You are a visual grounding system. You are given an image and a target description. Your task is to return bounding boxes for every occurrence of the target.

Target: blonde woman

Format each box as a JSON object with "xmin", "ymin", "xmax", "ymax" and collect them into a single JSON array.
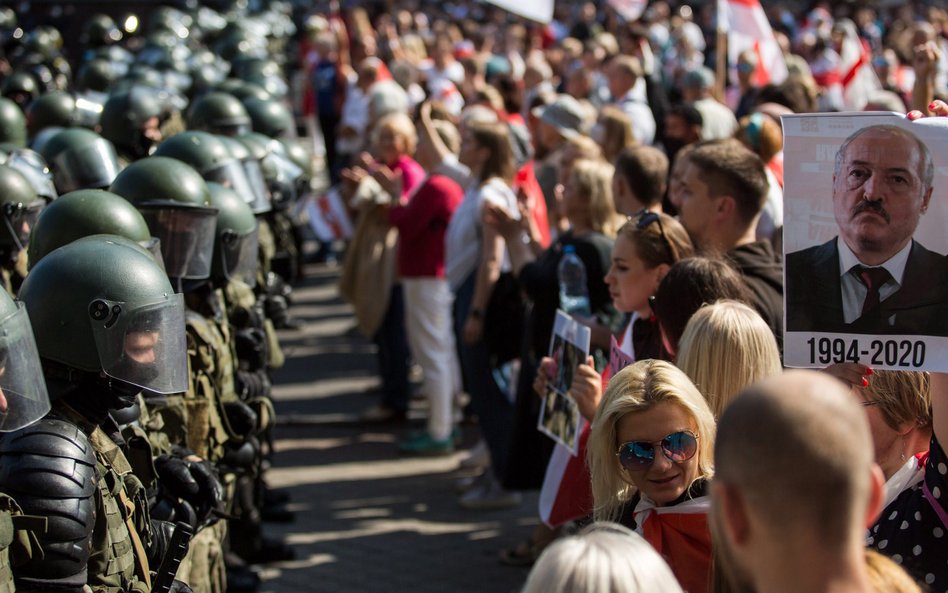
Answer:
[
  {"xmin": 588, "ymin": 359, "xmax": 716, "ymax": 593},
  {"xmin": 521, "ymin": 522, "xmax": 684, "ymax": 593},
  {"xmin": 676, "ymin": 300, "xmax": 782, "ymax": 418}
]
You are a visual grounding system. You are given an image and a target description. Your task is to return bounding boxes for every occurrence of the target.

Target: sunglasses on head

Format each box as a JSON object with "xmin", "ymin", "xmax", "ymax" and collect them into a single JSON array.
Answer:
[
  {"xmin": 615, "ymin": 430, "xmax": 699, "ymax": 472},
  {"xmin": 631, "ymin": 209, "xmax": 678, "ymax": 263}
]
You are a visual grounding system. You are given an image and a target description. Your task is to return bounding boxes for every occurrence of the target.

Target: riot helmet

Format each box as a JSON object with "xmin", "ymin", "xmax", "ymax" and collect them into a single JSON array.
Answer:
[
  {"xmin": 18, "ymin": 235, "xmax": 188, "ymax": 395},
  {"xmin": 154, "ymin": 130, "xmax": 266, "ymax": 214},
  {"xmin": 0, "ymin": 97, "xmax": 26, "ymax": 147},
  {"xmin": 221, "ymin": 135, "xmax": 271, "ymax": 214},
  {"xmin": 100, "ymin": 88, "xmax": 164, "ymax": 160},
  {"xmin": 38, "ymin": 128, "xmax": 120, "ymax": 193},
  {"xmin": 110, "ymin": 156, "xmax": 217, "ymax": 281},
  {"xmin": 0, "ymin": 164, "xmax": 43, "ymax": 253},
  {"xmin": 1, "ymin": 72, "xmax": 40, "ymax": 109},
  {"xmin": 187, "ymin": 91, "xmax": 251, "ymax": 136},
  {"xmin": 76, "ymin": 59, "xmax": 119, "ymax": 93},
  {"xmin": 239, "ymin": 132, "xmax": 303, "ymax": 209},
  {"xmin": 2, "ymin": 148, "xmax": 57, "ymax": 203},
  {"xmin": 0, "ymin": 289, "xmax": 51, "ymax": 431},
  {"xmin": 25, "ymin": 91, "xmax": 75, "ymax": 138},
  {"xmin": 242, "ymin": 96, "xmax": 293, "ymax": 139},
  {"xmin": 207, "ymin": 182, "xmax": 258, "ymax": 286},
  {"xmin": 27, "ymin": 189, "xmax": 154, "ymax": 269},
  {"xmin": 81, "ymin": 14, "xmax": 122, "ymax": 47}
]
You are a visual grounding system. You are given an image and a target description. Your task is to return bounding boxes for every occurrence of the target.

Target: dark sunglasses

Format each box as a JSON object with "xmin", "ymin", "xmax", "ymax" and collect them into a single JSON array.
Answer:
[
  {"xmin": 615, "ymin": 430, "xmax": 699, "ymax": 472},
  {"xmin": 632, "ymin": 209, "xmax": 678, "ymax": 263}
]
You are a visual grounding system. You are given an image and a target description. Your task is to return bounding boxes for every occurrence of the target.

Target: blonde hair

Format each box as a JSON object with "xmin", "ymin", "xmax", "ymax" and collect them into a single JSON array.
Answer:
[
  {"xmin": 865, "ymin": 549, "xmax": 922, "ymax": 593},
  {"xmin": 521, "ymin": 522, "xmax": 684, "ymax": 593},
  {"xmin": 677, "ymin": 301, "xmax": 782, "ymax": 418},
  {"xmin": 570, "ymin": 158, "xmax": 620, "ymax": 238},
  {"xmin": 588, "ymin": 360, "xmax": 716, "ymax": 523},
  {"xmin": 372, "ymin": 112, "xmax": 417, "ymax": 157},
  {"xmin": 865, "ymin": 370, "xmax": 932, "ymax": 432}
]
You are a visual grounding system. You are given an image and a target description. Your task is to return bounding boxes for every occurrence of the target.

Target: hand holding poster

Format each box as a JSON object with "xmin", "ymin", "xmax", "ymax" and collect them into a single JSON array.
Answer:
[
  {"xmin": 306, "ymin": 186, "xmax": 353, "ymax": 242},
  {"xmin": 538, "ymin": 310, "xmax": 591, "ymax": 455},
  {"xmin": 783, "ymin": 113, "xmax": 948, "ymax": 371}
]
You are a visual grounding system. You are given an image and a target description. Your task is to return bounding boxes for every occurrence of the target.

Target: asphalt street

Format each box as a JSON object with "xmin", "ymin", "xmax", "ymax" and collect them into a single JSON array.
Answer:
[{"xmin": 258, "ymin": 261, "xmax": 539, "ymax": 593}]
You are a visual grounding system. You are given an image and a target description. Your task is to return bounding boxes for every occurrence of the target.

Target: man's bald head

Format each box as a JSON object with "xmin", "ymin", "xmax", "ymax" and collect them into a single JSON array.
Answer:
[{"xmin": 715, "ymin": 370, "xmax": 875, "ymax": 543}]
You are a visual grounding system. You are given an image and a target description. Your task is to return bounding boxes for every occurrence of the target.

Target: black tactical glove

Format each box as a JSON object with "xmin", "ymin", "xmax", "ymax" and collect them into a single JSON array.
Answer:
[
  {"xmin": 153, "ymin": 454, "xmax": 223, "ymax": 527},
  {"xmin": 234, "ymin": 369, "xmax": 271, "ymax": 400},
  {"xmin": 147, "ymin": 520, "xmax": 177, "ymax": 568},
  {"xmin": 223, "ymin": 399, "xmax": 258, "ymax": 437},
  {"xmin": 221, "ymin": 437, "xmax": 260, "ymax": 471},
  {"xmin": 235, "ymin": 327, "xmax": 268, "ymax": 371}
]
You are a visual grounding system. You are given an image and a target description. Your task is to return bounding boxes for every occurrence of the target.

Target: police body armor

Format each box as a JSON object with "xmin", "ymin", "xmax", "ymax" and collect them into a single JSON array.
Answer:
[{"xmin": 0, "ymin": 418, "xmax": 98, "ymax": 593}]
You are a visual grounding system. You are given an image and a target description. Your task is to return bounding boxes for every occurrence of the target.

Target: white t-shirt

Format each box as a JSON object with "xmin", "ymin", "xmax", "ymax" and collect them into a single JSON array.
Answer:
[{"xmin": 444, "ymin": 177, "xmax": 519, "ymax": 291}]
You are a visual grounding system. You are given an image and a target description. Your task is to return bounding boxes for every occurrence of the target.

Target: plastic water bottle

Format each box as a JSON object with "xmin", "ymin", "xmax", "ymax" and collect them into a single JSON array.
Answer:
[{"xmin": 558, "ymin": 245, "xmax": 592, "ymax": 316}]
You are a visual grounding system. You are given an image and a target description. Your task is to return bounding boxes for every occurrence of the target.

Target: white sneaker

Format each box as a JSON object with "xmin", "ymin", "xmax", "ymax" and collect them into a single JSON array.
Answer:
[
  {"xmin": 458, "ymin": 475, "xmax": 522, "ymax": 510},
  {"xmin": 458, "ymin": 439, "xmax": 490, "ymax": 472}
]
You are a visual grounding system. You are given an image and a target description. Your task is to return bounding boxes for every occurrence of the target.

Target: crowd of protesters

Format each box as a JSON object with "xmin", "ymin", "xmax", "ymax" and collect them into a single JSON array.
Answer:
[
  {"xmin": 0, "ymin": 0, "xmax": 945, "ymax": 592},
  {"xmin": 302, "ymin": 0, "xmax": 948, "ymax": 591}
]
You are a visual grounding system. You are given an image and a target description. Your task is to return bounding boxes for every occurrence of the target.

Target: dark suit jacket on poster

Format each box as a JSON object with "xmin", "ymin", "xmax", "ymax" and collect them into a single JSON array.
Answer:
[{"xmin": 786, "ymin": 238, "xmax": 948, "ymax": 336}]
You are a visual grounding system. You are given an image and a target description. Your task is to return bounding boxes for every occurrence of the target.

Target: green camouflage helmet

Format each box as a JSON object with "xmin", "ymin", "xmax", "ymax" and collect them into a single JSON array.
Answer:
[
  {"xmin": 25, "ymin": 91, "xmax": 76, "ymax": 137},
  {"xmin": 241, "ymin": 96, "xmax": 293, "ymax": 139},
  {"xmin": 207, "ymin": 182, "xmax": 258, "ymax": 285},
  {"xmin": 0, "ymin": 288, "xmax": 51, "ymax": 431},
  {"xmin": 0, "ymin": 164, "xmax": 43, "ymax": 251},
  {"xmin": 187, "ymin": 91, "xmax": 251, "ymax": 136},
  {"xmin": 18, "ymin": 234, "xmax": 188, "ymax": 395},
  {"xmin": 38, "ymin": 127, "xmax": 120, "ymax": 193},
  {"xmin": 110, "ymin": 156, "xmax": 218, "ymax": 280},
  {"xmin": 0, "ymin": 98, "xmax": 27, "ymax": 147},
  {"xmin": 27, "ymin": 189, "xmax": 152, "ymax": 269}
]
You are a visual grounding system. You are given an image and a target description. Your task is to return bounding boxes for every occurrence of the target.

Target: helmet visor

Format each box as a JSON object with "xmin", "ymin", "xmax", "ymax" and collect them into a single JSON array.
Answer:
[
  {"xmin": 265, "ymin": 152, "xmax": 303, "ymax": 207},
  {"xmin": 241, "ymin": 159, "xmax": 272, "ymax": 214},
  {"xmin": 74, "ymin": 91, "xmax": 107, "ymax": 128},
  {"xmin": 90, "ymin": 293, "xmax": 188, "ymax": 394},
  {"xmin": 140, "ymin": 236, "xmax": 167, "ymax": 273},
  {"xmin": 52, "ymin": 138, "xmax": 121, "ymax": 192},
  {"xmin": 205, "ymin": 160, "xmax": 261, "ymax": 213},
  {"xmin": 219, "ymin": 226, "xmax": 259, "ymax": 286},
  {"xmin": 3, "ymin": 200, "xmax": 43, "ymax": 251},
  {"xmin": 138, "ymin": 206, "xmax": 217, "ymax": 280},
  {"xmin": 5, "ymin": 150, "xmax": 57, "ymax": 202},
  {"xmin": 0, "ymin": 302, "xmax": 51, "ymax": 431}
]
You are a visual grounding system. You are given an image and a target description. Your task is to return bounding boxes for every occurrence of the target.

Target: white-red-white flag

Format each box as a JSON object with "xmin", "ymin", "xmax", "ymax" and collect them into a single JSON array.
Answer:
[
  {"xmin": 484, "ymin": 0, "xmax": 554, "ymax": 24},
  {"xmin": 720, "ymin": 0, "xmax": 788, "ymax": 87},
  {"xmin": 608, "ymin": 0, "xmax": 648, "ymax": 22}
]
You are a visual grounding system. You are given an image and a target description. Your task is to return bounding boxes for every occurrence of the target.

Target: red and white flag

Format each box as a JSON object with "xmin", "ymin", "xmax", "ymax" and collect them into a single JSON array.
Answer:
[
  {"xmin": 719, "ymin": 0, "xmax": 788, "ymax": 87},
  {"xmin": 608, "ymin": 0, "xmax": 648, "ymax": 22},
  {"xmin": 484, "ymin": 0, "xmax": 553, "ymax": 24},
  {"xmin": 635, "ymin": 495, "xmax": 713, "ymax": 593}
]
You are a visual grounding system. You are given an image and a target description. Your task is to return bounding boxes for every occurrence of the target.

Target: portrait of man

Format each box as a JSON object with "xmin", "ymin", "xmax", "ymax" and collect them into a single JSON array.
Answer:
[{"xmin": 786, "ymin": 124, "xmax": 948, "ymax": 336}]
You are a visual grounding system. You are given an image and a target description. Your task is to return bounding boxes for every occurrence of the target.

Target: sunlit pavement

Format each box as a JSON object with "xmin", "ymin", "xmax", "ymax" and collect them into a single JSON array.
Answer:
[{"xmin": 258, "ymin": 262, "xmax": 537, "ymax": 593}]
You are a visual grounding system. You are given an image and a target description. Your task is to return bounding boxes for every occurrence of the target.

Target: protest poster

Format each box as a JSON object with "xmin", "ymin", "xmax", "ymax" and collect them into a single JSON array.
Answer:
[
  {"xmin": 783, "ymin": 112, "xmax": 948, "ymax": 372},
  {"xmin": 538, "ymin": 310, "xmax": 591, "ymax": 455}
]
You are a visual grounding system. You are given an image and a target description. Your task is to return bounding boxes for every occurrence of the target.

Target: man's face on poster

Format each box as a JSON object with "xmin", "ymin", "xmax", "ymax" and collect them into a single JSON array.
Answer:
[{"xmin": 832, "ymin": 127, "xmax": 933, "ymax": 264}]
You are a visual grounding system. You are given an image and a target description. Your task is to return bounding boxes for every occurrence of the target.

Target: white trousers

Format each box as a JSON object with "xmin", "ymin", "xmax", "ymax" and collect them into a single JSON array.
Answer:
[{"xmin": 402, "ymin": 277, "xmax": 461, "ymax": 441}]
